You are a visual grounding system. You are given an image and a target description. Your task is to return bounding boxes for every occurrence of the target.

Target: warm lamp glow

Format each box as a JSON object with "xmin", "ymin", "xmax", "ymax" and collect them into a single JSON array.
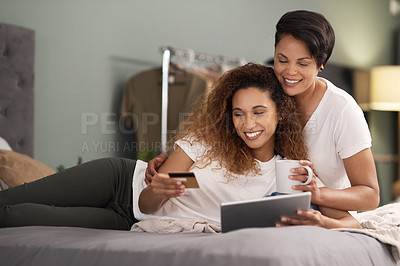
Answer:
[
  {"xmin": 370, "ymin": 65, "xmax": 400, "ymax": 200},
  {"xmin": 370, "ymin": 66, "xmax": 400, "ymax": 111}
]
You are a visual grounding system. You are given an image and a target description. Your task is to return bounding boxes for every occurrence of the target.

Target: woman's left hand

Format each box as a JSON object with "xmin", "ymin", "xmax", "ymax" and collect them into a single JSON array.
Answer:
[
  {"xmin": 290, "ymin": 160, "xmax": 321, "ymax": 204},
  {"xmin": 277, "ymin": 209, "xmax": 326, "ymax": 228}
]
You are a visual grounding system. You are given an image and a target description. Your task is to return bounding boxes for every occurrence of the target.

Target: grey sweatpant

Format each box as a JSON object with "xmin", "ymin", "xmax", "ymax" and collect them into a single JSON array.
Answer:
[{"xmin": 0, "ymin": 157, "xmax": 137, "ymax": 230}]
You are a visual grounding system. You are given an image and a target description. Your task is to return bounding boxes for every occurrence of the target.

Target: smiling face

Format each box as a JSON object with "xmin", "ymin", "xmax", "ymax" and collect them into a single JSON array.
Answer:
[
  {"xmin": 232, "ymin": 87, "xmax": 278, "ymax": 162},
  {"xmin": 273, "ymin": 34, "xmax": 322, "ymax": 97}
]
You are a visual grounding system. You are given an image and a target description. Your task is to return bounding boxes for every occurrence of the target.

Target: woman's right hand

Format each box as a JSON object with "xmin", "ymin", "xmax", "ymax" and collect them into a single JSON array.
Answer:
[
  {"xmin": 291, "ymin": 160, "xmax": 321, "ymax": 204},
  {"xmin": 145, "ymin": 153, "xmax": 169, "ymax": 185},
  {"xmin": 139, "ymin": 173, "xmax": 185, "ymax": 214},
  {"xmin": 139, "ymin": 147, "xmax": 193, "ymax": 214},
  {"xmin": 150, "ymin": 173, "xmax": 185, "ymax": 200}
]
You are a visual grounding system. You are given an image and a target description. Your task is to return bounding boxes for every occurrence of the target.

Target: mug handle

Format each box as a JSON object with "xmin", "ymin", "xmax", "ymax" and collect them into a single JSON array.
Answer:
[{"xmin": 301, "ymin": 166, "xmax": 313, "ymax": 185}]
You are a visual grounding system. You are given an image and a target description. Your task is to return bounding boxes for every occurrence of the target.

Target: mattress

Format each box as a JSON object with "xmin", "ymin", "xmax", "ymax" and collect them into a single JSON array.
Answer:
[{"xmin": 0, "ymin": 225, "xmax": 397, "ymax": 266}]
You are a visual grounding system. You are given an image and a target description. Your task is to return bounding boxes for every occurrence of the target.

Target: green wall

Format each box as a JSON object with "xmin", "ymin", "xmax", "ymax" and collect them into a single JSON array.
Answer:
[
  {"xmin": 0, "ymin": 0, "xmax": 398, "ymax": 204},
  {"xmin": 369, "ymin": 111, "xmax": 398, "ymax": 204}
]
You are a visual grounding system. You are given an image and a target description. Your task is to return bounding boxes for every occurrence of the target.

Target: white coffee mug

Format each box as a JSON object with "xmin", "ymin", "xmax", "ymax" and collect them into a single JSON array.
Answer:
[{"xmin": 275, "ymin": 160, "xmax": 313, "ymax": 194}]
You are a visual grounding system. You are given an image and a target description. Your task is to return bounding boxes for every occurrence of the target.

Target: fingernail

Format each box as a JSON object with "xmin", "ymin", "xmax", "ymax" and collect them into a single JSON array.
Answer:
[{"xmin": 281, "ymin": 217, "xmax": 287, "ymax": 222}]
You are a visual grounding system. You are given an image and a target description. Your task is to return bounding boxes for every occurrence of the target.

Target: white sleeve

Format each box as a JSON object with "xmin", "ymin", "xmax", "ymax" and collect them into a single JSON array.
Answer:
[
  {"xmin": 174, "ymin": 137, "xmax": 207, "ymax": 162},
  {"xmin": 335, "ymin": 102, "xmax": 371, "ymax": 159},
  {"xmin": 133, "ymin": 138, "xmax": 206, "ymax": 221}
]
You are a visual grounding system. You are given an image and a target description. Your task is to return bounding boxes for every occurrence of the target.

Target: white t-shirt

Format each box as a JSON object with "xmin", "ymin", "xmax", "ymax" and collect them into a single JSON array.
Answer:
[
  {"xmin": 304, "ymin": 78, "xmax": 371, "ymax": 190},
  {"xmin": 132, "ymin": 138, "xmax": 280, "ymax": 225}
]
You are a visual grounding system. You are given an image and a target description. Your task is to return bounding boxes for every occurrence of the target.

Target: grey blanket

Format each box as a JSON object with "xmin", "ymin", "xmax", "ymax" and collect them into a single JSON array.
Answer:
[{"xmin": 0, "ymin": 225, "xmax": 397, "ymax": 266}]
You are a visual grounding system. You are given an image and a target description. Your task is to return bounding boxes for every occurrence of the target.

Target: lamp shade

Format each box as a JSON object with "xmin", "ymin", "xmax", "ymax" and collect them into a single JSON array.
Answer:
[{"xmin": 370, "ymin": 65, "xmax": 400, "ymax": 111}]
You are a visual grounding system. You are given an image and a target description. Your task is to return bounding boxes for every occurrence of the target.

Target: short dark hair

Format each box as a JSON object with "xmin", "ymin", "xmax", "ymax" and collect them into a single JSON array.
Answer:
[{"xmin": 274, "ymin": 10, "xmax": 335, "ymax": 67}]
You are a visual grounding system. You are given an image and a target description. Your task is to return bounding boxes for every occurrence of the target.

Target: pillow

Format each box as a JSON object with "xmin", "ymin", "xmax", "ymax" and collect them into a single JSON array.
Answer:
[
  {"xmin": 0, "ymin": 136, "xmax": 12, "ymax": 151},
  {"xmin": 0, "ymin": 150, "xmax": 56, "ymax": 187}
]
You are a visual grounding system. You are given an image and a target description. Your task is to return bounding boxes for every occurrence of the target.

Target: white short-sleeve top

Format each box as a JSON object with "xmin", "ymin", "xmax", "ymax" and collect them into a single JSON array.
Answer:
[
  {"xmin": 304, "ymin": 78, "xmax": 372, "ymax": 189},
  {"xmin": 133, "ymin": 137, "xmax": 280, "ymax": 224}
]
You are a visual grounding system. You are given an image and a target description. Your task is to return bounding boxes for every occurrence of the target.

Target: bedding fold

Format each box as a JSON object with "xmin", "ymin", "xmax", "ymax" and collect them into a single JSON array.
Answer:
[
  {"xmin": 130, "ymin": 218, "xmax": 221, "ymax": 233},
  {"xmin": 337, "ymin": 202, "xmax": 400, "ymax": 262}
]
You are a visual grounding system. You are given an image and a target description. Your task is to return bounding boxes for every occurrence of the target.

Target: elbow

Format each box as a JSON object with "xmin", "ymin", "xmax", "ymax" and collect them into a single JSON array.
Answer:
[
  {"xmin": 138, "ymin": 198, "xmax": 147, "ymax": 214},
  {"xmin": 139, "ymin": 202, "xmax": 155, "ymax": 215},
  {"xmin": 138, "ymin": 189, "xmax": 152, "ymax": 215},
  {"xmin": 372, "ymin": 191, "xmax": 380, "ymax": 210},
  {"xmin": 373, "ymin": 194, "xmax": 380, "ymax": 209},
  {"xmin": 371, "ymin": 185, "xmax": 380, "ymax": 209},
  {"xmin": 363, "ymin": 186, "xmax": 380, "ymax": 211},
  {"xmin": 138, "ymin": 197, "xmax": 153, "ymax": 215},
  {"xmin": 138, "ymin": 188, "xmax": 166, "ymax": 215}
]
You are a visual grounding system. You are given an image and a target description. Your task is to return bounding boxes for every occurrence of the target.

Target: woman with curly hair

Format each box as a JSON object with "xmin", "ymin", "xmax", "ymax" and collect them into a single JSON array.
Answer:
[
  {"xmin": 137, "ymin": 63, "xmax": 360, "ymax": 229},
  {"xmin": 0, "ymin": 63, "xmax": 359, "ymax": 230}
]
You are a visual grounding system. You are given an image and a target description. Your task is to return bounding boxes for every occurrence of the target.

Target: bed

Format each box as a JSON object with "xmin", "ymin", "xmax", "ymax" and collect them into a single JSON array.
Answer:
[
  {"xmin": 0, "ymin": 22, "xmax": 399, "ymax": 266},
  {"xmin": 0, "ymin": 225, "xmax": 397, "ymax": 266}
]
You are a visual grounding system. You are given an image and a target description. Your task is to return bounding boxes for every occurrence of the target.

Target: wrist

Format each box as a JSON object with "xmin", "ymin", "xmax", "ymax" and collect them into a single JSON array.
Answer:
[
  {"xmin": 314, "ymin": 187, "xmax": 326, "ymax": 206},
  {"xmin": 149, "ymin": 186, "xmax": 168, "ymax": 203},
  {"xmin": 139, "ymin": 186, "xmax": 166, "ymax": 214},
  {"xmin": 322, "ymin": 216, "xmax": 336, "ymax": 229}
]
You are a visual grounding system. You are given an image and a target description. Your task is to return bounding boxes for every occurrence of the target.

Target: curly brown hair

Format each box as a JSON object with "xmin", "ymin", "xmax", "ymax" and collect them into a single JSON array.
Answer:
[{"xmin": 170, "ymin": 63, "xmax": 308, "ymax": 177}]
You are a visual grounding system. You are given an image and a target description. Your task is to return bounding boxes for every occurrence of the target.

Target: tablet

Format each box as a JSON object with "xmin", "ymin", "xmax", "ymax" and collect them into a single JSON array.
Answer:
[{"xmin": 220, "ymin": 192, "xmax": 311, "ymax": 233}]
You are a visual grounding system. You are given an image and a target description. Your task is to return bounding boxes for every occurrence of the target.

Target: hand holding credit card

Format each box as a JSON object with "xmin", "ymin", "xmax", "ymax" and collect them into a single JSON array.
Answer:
[{"xmin": 168, "ymin": 172, "xmax": 200, "ymax": 188}]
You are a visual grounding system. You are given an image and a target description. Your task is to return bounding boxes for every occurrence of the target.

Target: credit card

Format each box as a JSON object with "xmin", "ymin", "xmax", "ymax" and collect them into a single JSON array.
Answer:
[{"xmin": 169, "ymin": 172, "xmax": 200, "ymax": 188}]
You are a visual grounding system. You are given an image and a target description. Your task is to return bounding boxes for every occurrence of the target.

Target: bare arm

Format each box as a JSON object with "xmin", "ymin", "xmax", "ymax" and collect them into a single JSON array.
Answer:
[
  {"xmin": 317, "ymin": 206, "xmax": 361, "ymax": 229},
  {"xmin": 139, "ymin": 146, "xmax": 194, "ymax": 214},
  {"xmin": 293, "ymin": 148, "xmax": 379, "ymax": 211},
  {"xmin": 157, "ymin": 146, "xmax": 195, "ymax": 174},
  {"xmin": 279, "ymin": 206, "xmax": 361, "ymax": 229},
  {"xmin": 317, "ymin": 148, "xmax": 379, "ymax": 211}
]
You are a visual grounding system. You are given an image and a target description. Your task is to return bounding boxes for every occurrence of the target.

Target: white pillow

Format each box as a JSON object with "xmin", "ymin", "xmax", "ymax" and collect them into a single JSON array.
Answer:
[{"xmin": 0, "ymin": 137, "xmax": 12, "ymax": 151}]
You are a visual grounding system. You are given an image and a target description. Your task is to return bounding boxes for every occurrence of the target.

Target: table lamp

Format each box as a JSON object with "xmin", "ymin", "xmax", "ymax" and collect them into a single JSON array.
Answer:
[{"xmin": 370, "ymin": 65, "xmax": 400, "ymax": 200}]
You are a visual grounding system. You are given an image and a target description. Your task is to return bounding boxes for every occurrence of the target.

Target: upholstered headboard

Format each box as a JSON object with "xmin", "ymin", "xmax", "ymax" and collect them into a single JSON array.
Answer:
[{"xmin": 0, "ymin": 23, "xmax": 35, "ymax": 157}]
